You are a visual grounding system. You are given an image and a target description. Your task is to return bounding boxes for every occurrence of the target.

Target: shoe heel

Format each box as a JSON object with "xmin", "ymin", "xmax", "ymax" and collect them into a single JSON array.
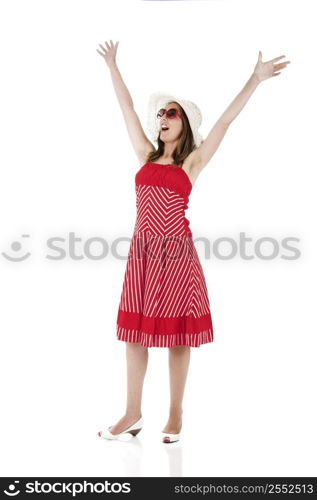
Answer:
[{"xmin": 129, "ymin": 428, "xmax": 142, "ymax": 436}]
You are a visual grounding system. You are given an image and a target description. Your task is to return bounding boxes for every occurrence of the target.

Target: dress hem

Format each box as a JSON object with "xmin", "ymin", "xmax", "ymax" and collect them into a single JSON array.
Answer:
[
  {"xmin": 117, "ymin": 308, "xmax": 213, "ymax": 335},
  {"xmin": 116, "ymin": 326, "xmax": 214, "ymax": 348}
]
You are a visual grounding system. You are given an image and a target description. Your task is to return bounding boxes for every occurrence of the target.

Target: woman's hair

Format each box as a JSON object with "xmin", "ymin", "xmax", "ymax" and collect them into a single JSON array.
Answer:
[{"xmin": 146, "ymin": 101, "xmax": 197, "ymax": 167}]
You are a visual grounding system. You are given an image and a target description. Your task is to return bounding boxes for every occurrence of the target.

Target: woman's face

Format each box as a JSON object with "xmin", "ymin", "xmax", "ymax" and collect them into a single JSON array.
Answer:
[{"xmin": 158, "ymin": 102, "xmax": 183, "ymax": 143}]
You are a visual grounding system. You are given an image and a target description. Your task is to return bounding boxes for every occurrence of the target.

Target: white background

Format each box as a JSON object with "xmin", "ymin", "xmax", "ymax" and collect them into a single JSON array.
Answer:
[{"xmin": 0, "ymin": 0, "xmax": 316, "ymax": 477}]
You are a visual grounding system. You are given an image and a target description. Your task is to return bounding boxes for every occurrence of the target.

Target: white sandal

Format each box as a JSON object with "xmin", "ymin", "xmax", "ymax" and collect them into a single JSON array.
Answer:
[
  {"xmin": 98, "ymin": 416, "xmax": 144, "ymax": 440},
  {"xmin": 161, "ymin": 431, "xmax": 181, "ymax": 443}
]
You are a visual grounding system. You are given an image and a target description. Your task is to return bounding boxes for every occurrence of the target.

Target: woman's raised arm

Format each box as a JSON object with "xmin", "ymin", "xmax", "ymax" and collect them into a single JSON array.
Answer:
[
  {"xmin": 192, "ymin": 51, "xmax": 291, "ymax": 171},
  {"xmin": 96, "ymin": 40, "xmax": 154, "ymax": 163}
]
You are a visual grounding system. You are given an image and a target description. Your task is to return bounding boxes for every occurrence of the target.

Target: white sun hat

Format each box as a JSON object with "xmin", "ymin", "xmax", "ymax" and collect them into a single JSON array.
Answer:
[{"xmin": 146, "ymin": 91, "xmax": 203, "ymax": 148}]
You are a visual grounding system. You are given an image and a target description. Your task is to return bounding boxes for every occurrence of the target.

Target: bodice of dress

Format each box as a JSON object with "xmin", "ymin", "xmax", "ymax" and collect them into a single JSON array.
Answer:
[{"xmin": 134, "ymin": 162, "xmax": 193, "ymax": 237}]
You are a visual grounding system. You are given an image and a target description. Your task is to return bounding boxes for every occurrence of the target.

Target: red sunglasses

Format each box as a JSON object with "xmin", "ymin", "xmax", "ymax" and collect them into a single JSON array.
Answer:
[{"xmin": 156, "ymin": 108, "xmax": 183, "ymax": 120}]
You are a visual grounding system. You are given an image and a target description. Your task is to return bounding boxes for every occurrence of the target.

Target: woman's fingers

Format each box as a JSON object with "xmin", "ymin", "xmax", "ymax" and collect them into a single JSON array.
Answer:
[
  {"xmin": 105, "ymin": 40, "xmax": 118, "ymax": 51},
  {"xmin": 98, "ymin": 43, "xmax": 107, "ymax": 53},
  {"xmin": 270, "ymin": 55, "xmax": 286, "ymax": 63},
  {"xmin": 97, "ymin": 39, "xmax": 119, "ymax": 62},
  {"xmin": 274, "ymin": 61, "xmax": 290, "ymax": 70}
]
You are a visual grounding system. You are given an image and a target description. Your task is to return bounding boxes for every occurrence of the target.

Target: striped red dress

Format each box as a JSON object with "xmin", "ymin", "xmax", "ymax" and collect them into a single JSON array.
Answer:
[{"xmin": 116, "ymin": 162, "xmax": 214, "ymax": 348}]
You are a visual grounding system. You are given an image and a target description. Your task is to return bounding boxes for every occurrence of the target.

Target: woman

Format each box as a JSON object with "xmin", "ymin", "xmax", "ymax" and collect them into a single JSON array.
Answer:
[{"xmin": 96, "ymin": 40, "xmax": 290, "ymax": 443}]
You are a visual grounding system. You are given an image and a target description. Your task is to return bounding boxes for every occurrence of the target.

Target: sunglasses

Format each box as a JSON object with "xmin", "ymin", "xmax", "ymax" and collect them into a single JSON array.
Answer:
[{"xmin": 156, "ymin": 108, "xmax": 183, "ymax": 120}]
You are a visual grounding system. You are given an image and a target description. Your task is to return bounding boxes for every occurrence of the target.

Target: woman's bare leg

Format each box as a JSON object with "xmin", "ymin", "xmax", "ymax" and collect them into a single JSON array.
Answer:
[
  {"xmin": 109, "ymin": 342, "xmax": 148, "ymax": 434},
  {"xmin": 162, "ymin": 345, "xmax": 191, "ymax": 434}
]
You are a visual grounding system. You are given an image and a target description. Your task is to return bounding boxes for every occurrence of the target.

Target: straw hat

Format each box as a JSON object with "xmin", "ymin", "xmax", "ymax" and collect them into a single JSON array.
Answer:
[{"xmin": 146, "ymin": 91, "xmax": 203, "ymax": 148}]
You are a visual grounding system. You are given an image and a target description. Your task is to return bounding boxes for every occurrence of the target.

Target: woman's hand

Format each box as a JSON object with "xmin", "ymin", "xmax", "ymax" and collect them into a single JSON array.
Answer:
[
  {"xmin": 96, "ymin": 39, "xmax": 119, "ymax": 68},
  {"xmin": 253, "ymin": 51, "xmax": 291, "ymax": 83}
]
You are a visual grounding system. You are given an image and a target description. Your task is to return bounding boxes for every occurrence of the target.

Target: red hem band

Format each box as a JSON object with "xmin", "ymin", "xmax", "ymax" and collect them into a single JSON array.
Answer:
[
  {"xmin": 116, "ymin": 309, "xmax": 214, "ymax": 347},
  {"xmin": 117, "ymin": 308, "xmax": 213, "ymax": 335}
]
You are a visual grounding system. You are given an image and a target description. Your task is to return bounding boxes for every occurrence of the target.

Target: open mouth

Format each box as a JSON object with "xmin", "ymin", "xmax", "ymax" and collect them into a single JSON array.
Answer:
[{"xmin": 161, "ymin": 126, "xmax": 169, "ymax": 132}]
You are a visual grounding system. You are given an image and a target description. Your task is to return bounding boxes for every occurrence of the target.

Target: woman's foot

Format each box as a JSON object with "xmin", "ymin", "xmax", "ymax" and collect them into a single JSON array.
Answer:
[{"xmin": 108, "ymin": 413, "xmax": 142, "ymax": 435}]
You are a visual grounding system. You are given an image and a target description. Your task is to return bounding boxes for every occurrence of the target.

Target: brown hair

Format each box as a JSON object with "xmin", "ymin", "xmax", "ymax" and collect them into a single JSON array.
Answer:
[{"xmin": 146, "ymin": 102, "xmax": 197, "ymax": 167}]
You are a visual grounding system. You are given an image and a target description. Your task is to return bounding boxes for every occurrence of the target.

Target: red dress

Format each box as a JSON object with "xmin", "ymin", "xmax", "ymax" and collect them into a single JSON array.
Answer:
[{"xmin": 116, "ymin": 162, "xmax": 214, "ymax": 348}]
